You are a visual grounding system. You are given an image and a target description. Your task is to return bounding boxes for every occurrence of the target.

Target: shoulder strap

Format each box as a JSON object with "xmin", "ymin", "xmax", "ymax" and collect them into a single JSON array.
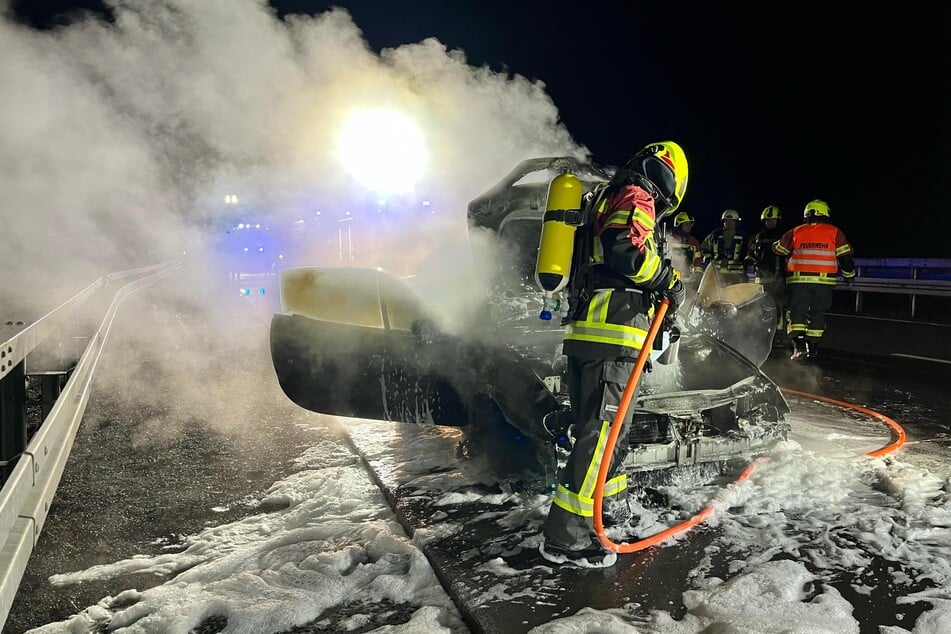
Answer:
[{"xmin": 562, "ymin": 185, "xmax": 605, "ymax": 324}]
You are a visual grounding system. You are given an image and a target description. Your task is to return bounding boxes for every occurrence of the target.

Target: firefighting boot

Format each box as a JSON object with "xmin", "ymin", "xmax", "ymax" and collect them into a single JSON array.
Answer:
[{"xmin": 790, "ymin": 335, "xmax": 806, "ymax": 361}]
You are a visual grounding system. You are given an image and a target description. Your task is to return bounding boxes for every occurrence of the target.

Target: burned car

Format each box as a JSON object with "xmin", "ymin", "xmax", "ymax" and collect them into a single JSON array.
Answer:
[{"xmin": 269, "ymin": 157, "xmax": 789, "ymax": 482}]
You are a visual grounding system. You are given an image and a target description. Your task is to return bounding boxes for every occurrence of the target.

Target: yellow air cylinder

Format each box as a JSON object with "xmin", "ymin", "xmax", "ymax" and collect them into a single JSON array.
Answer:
[{"xmin": 534, "ymin": 173, "xmax": 584, "ymax": 294}]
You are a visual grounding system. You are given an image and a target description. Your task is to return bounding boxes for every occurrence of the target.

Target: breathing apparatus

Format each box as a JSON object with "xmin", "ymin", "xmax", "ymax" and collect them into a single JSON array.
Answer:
[
  {"xmin": 533, "ymin": 142, "xmax": 687, "ymax": 322},
  {"xmin": 534, "ymin": 173, "xmax": 585, "ymax": 320}
]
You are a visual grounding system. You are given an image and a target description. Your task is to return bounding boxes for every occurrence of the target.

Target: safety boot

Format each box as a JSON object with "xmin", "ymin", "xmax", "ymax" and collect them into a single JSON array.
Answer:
[
  {"xmin": 790, "ymin": 335, "xmax": 807, "ymax": 361},
  {"xmin": 540, "ymin": 539, "xmax": 617, "ymax": 568}
]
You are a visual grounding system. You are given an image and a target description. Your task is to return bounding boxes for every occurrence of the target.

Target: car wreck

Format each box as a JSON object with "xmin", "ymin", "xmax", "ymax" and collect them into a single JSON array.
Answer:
[{"xmin": 269, "ymin": 157, "xmax": 790, "ymax": 484}]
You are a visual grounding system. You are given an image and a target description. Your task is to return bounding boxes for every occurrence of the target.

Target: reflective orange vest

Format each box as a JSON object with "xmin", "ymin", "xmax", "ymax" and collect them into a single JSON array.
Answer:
[{"xmin": 786, "ymin": 223, "xmax": 839, "ymax": 274}]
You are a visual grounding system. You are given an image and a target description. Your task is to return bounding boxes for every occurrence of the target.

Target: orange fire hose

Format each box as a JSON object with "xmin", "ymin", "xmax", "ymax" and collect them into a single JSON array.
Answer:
[
  {"xmin": 592, "ymin": 298, "xmax": 674, "ymax": 553},
  {"xmin": 592, "ymin": 300, "xmax": 907, "ymax": 554},
  {"xmin": 779, "ymin": 388, "xmax": 906, "ymax": 458}
]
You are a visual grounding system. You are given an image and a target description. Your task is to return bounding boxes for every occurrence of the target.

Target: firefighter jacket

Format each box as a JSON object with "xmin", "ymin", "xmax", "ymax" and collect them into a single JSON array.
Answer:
[
  {"xmin": 744, "ymin": 224, "xmax": 785, "ymax": 282},
  {"xmin": 670, "ymin": 227, "xmax": 703, "ymax": 272},
  {"xmin": 701, "ymin": 228, "xmax": 747, "ymax": 273},
  {"xmin": 772, "ymin": 220, "xmax": 855, "ymax": 285},
  {"xmin": 563, "ymin": 183, "xmax": 675, "ymax": 361}
]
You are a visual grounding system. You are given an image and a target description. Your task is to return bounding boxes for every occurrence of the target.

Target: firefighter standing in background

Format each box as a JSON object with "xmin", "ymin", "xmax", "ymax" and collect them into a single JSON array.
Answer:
[
  {"xmin": 701, "ymin": 209, "xmax": 747, "ymax": 281},
  {"xmin": 772, "ymin": 199, "xmax": 855, "ymax": 360},
  {"xmin": 668, "ymin": 211, "xmax": 703, "ymax": 281},
  {"xmin": 744, "ymin": 205, "xmax": 788, "ymax": 346},
  {"xmin": 540, "ymin": 141, "xmax": 688, "ymax": 567}
]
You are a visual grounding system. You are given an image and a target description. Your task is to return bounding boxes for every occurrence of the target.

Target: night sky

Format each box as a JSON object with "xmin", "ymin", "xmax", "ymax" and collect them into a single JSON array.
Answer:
[{"xmin": 11, "ymin": 0, "xmax": 950, "ymax": 257}]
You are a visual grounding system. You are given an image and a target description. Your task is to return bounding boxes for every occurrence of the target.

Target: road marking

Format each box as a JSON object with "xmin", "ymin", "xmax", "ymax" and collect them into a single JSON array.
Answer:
[
  {"xmin": 828, "ymin": 313, "xmax": 950, "ymax": 327},
  {"xmin": 891, "ymin": 353, "xmax": 951, "ymax": 365}
]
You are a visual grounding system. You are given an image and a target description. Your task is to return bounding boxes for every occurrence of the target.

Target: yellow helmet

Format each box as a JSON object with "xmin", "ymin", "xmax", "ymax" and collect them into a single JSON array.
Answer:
[
  {"xmin": 625, "ymin": 141, "xmax": 689, "ymax": 214},
  {"xmin": 673, "ymin": 211, "xmax": 695, "ymax": 227},
  {"xmin": 761, "ymin": 205, "xmax": 782, "ymax": 220},
  {"xmin": 721, "ymin": 209, "xmax": 741, "ymax": 222},
  {"xmin": 804, "ymin": 199, "xmax": 830, "ymax": 219}
]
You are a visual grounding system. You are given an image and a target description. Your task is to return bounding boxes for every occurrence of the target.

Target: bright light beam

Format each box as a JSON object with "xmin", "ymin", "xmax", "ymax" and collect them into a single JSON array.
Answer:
[{"xmin": 337, "ymin": 108, "xmax": 428, "ymax": 194}]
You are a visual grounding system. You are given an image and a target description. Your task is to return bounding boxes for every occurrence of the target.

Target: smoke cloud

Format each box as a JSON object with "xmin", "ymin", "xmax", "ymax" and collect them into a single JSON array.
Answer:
[
  {"xmin": 1, "ymin": 0, "xmax": 587, "ymax": 316},
  {"xmin": 0, "ymin": 0, "xmax": 592, "ymax": 446}
]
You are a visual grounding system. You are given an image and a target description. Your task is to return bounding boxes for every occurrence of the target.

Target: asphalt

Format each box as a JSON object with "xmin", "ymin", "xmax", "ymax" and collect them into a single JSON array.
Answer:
[{"xmin": 789, "ymin": 312, "xmax": 951, "ymax": 378}]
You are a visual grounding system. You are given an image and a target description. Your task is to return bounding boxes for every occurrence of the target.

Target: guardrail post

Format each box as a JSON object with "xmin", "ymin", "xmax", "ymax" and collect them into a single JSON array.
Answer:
[
  {"xmin": 40, "ymin": 375, "xmax": 64, "ymax": 421},
  {"xmin": 0, "ymin": 361, "xmax": 26, "ymax": 483},
  {"xmin": 911, "ymin": 265, "xmax": 918, "ymax": 318},
  {"xmin": 854, "ymin": 265, "xmax": 864, "ymax": 313}
]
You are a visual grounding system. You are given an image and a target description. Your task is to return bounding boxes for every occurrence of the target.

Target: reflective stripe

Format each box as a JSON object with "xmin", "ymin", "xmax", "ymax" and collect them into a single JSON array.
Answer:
[
  {"xmin": 553, "ymin": 484, "xmax": 592, "ymax": 516},
  {"xmin": 588, "ymin": 291, "xmax": 611, "ymax": 323},
  {"xmin": 603, "ymin": 210, "xmax": 631, "ymax": 227},
  {"xmin": 788, "ymin": 323, "xmax": 807, "ymax": 333},
  {"xmin": 632, "ymin": 209, "xmax": 654, "ymax": 230},
  {"xmin": 629, "ymin": 249, "xmax": 661, "ymax": 284},
  {"xmin": 835, "ymin": 244, "xmax": 853, "ymax": 255},
  {"xmin": 603, "ymin": 474, "xmax": 627, "ymax": 498},
  {"xmin": 555, "ymin": 419, "xmax": 630, "ymax": 518},
  {"xmin": 552, "ymin": 484, "xmax": 626, "ymax": 517},
  {"xmin": 787, "ymin": 272, "xmax": 837, "ymax": 285},
  {"xmin": 566, "ymin": 290, "xmax": 649, "ymax": 349},
  {"xmin": 788, "ymin": 256, "xmax": 835, "ymax": 266},
  {"xmin": 580, "ymin": 421, "xmax": 610, "ymax": 498},
  {"xmin": 806, "ymin": 328, "xmax": 824, "ymax": 337},
  {"xmin": 565, "ymin": 322, "xmax": 648, "ymax": 349}
]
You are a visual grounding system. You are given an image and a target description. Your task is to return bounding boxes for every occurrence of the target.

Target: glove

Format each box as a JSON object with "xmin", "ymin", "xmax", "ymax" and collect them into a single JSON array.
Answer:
[
  {"xmin": 744, "ymin": 264, "xmax": 756, "ymax": 282},
  {"xmin": 664, "ymin": 276, "xmax": 686, "ymax": 315}
]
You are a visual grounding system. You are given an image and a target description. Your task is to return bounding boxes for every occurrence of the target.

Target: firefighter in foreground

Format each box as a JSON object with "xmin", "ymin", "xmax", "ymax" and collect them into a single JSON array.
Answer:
[
  {"xmin": 772, "ymin": 199, "xmax": 855, "ymax": 360},
  {"xmin": 540, "ymin": 142, "xmax": 687, "ymax": 566},
  {"xmin": 744, "ymin": 205, "xmax": 787, "ymax": 346}
]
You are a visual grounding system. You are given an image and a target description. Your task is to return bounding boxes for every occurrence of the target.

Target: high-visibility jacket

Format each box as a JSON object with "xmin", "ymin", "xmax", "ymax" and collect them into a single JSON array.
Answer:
[
  {"xmin": 670, "ymin": 227, "xmax": 703, "ymax": 271},
  {"xmin": 563, "ymin": 183, "xmax": 674, "ymax": 360},
  {"xmin": 701, "ymin": 229, "xmax": 747, "ymax": 272},
  {"xmin": 772, "ymin": 221, "xmax": 855, "ymax": 285}
]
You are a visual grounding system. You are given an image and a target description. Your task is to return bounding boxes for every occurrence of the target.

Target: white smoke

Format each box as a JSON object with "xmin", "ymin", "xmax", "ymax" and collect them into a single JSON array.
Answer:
[{"xmin": 0, "ymin": 0, "xmax": 588, "ymax": 316}]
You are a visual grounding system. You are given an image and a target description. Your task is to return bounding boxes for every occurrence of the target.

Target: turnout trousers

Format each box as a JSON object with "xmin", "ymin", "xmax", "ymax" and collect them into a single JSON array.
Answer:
[
  {"xmin": 542, "ymin": 355, "xmax": 636, "ymax": 550},
  {"xmin": 758, "ymin": 276, "xmax": 787, "ymax": 342},
  {"xmin": 787, "ymin": 282, "xmax": 834, "ymax": 346}
]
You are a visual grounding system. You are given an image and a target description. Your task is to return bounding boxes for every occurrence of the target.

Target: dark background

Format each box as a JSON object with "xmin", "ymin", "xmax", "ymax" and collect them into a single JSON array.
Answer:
[{"xmin": 12, "ymin": 0, "xmax": 950, "ymax": 257}]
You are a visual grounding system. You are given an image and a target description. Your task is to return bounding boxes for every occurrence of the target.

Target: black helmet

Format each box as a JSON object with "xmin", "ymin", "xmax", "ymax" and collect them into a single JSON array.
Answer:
[{"xmin": 622, "ymin": 141, "xmax": 689, "ymax": 217}]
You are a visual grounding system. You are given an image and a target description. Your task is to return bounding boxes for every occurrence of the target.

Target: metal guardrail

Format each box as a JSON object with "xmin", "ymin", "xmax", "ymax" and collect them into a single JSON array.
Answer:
[
  {"xmin": 836, "ymin": 258, "xmax": 951, "ymax": 318},
  {"xmin": 0, "ymin": 262, "xmax": 179, "ymax": 628}
]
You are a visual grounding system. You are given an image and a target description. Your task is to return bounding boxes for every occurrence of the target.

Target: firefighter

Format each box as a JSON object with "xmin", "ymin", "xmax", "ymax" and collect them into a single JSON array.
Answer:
[
  {"xmin": 772, "ymin": 199, "xmax": 855, "ymax": 360},
  {"xmin": 701, "ymin": 209, "xmax": 747, "ymax": 282},
  {"xmin": 744, "ymin": 205, "xmax": 788, "ymax": 346},
  {"xmin": 668, "ymin": 211, "xmax": 703, "ymax": 281},
  {"xmin": 540, "ymin": 141, "xmax": 688, "ymax": 567}
]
